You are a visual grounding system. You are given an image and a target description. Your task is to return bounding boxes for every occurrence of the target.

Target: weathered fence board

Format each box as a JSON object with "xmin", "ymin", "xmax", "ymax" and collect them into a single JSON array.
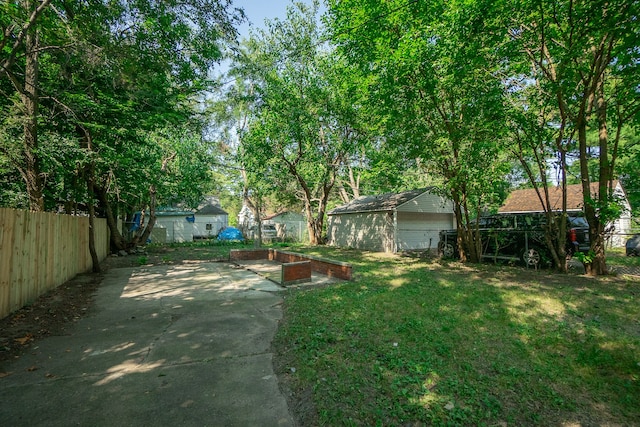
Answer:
[{"xmin": 0, "ymin": 208, "xmax": 109, "ymax": 319}]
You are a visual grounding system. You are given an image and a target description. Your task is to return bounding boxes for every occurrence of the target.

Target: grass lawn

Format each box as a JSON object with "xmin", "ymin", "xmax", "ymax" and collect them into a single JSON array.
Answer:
[
  {"xmin": 140, "ymin": 239, "xmax": 251, "ymax": 264},
  {"xmin": 607, "ymin": 246, "xmax": 640, "ymax": 268},
  {"xmin": 273, "ymin": 247, "xmax": 639, "ymax": 426}
]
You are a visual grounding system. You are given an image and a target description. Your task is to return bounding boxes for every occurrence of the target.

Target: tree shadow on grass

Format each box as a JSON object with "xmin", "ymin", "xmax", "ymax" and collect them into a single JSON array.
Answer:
[{"xmin": 274, "ymin": 256, "xmax": 639, "ymax": 425}]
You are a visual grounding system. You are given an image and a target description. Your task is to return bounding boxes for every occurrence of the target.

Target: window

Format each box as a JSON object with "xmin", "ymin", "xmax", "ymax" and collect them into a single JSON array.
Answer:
[{"xmin": 206, "ymin": 224, "xmax": 213, "ymax": 230}]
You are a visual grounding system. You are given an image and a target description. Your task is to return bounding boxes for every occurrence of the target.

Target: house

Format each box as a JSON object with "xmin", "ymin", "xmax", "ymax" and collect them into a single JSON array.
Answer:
[
  {"xmin": 327, "ymin": 188, "xmax": 455, "ymax": 253},
  {"xmin": 263, "ymin": 211, "xmax": 307, "ymax": 242},
  {"xmin": 237, "ymin": 204, "xmax": 253, "ymax": 233},
  {"xmin": 193, "ymin": 204, "xmax": 228, "ymax": 238},
  {"xmin": 152, "ymin": 208, "xmax": 195, "ymax": 243},
  {"xmin": 238, "ymin": 206, "xmax": 308, "ymax": 242},
  {"xmin": 498, "ymin": 181, "xmax": 632, "ymax": 247}
]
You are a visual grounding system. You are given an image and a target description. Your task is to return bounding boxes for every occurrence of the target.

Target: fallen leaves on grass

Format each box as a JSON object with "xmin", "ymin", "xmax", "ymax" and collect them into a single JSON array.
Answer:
[{"xmin": 14, "ymin": 334, "xmax": 33, "ymax": 345}]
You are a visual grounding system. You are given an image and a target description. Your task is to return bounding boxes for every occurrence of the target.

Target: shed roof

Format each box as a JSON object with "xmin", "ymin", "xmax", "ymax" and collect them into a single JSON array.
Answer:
[
  {"xmin": 196, "ymin": 204, "xmax": 228, "ymax": 216},
  {"xmin": 263, "ymin": 211, "xmax": 303, "ymax": 220},
  {"xmin": 499, "ymin": 181, "xmax": 622, "ymax": 213},
  {"xmin": 153, "ymin": 207, "xmax": 194, "ymax": 216},
  {"xmin": 328, "ymin": 188, "xmax": 434, "ymax": 215}
]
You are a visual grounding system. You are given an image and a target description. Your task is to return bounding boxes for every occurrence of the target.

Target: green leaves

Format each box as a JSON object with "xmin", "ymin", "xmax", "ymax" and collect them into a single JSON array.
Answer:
[
  {"xmin": 1, "ymin": 0, "xmax": 244, "ymax": 215},
  {"xmin": 328, "ymin": 0, "xmax": 510, "ymax": 261},
  {"xmin": 226, "ymin": 0, "xmax": 371, "ymax": 243}
]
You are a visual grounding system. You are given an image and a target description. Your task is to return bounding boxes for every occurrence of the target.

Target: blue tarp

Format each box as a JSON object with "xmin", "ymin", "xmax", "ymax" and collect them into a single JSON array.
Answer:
[
  {"xmin": 129, "ymin": 212, "xmax": 141, "ymax": 232},
  {"xmin": 217, "ymin": 227, "xmax": 244, "ymax": 241}
]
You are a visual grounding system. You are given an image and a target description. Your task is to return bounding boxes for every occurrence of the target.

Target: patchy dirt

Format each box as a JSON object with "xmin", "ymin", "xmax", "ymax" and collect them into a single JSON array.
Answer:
[
  {"xmin": 272, "ymin": 321, "xmax": 321, "ymax": 427},
  {"xmin": 0, "ymin": 271, "xmax": 102, "ymax": 366}
]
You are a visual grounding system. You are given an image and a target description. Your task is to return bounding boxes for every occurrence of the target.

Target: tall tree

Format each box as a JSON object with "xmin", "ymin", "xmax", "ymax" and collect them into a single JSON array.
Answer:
[
  {"xmin": 1, "ymin": 0, "xmax": 55, "ymax": 210},
  {"xmin": 505, "ymin": 0, "xmax": 640, "ymax": 275},
  {"xmin": 328, "ymin": 0, "xmax": 510, "ymax": 261},
  {"xmin": 232, "ymin": 0, "xmax": 367, "ymax": 244},
  {"xmin": 2, "ymin": 1, "xmax": 244, "ymax": 253},
  {"xmin": 505, "ymin": 74, "xmax": 576, "ymax": 271}
]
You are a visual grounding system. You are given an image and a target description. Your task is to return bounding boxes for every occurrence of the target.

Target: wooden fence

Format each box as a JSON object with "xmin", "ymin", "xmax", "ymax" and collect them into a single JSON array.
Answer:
[{"xmin": 0, "ymin": 208, "xmax": 109, "ymax": 319}]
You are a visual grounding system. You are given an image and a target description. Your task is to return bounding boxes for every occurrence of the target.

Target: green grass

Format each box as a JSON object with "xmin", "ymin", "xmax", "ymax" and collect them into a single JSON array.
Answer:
[
  {"xmin": 274, "ymin": 247, "xmax": 640, "ymax": 426},
  {"xmin": 607, "ymin": 247, "xmax": 640, "ymax": 268},
  {"xmin": 144, "ymin": 239, "xmax": 250, "ymax": 262}
]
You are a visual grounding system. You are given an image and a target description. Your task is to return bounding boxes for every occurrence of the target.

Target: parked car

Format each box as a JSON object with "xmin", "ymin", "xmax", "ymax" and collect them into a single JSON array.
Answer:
[
  {"xmin": 438, "ymin": 212, "xmax": 590, "ymax": 266},
  {"xmin": 626, "ymin": 234, "xmax": 640, "ymax": 256}
]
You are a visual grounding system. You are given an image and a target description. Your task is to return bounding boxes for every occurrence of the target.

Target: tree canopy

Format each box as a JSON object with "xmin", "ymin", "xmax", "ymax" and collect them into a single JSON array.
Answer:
[
  {"xmin": 1, "ymin": 0, "xmax": 243, "ymax": 253},
  {"xmin": 1, "ymin": 0, "xmax": 638, "ymax": 276}
]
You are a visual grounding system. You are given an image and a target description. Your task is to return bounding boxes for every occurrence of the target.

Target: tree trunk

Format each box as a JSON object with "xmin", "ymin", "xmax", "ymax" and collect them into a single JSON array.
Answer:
[
  {"xmin": 254, "ymin": 216, "xmax": 263, "ymax": 248},
  {"xmin": 81, "ymin": 128, "xmax": 101, "ymax": 273},
  {"xmin": 306, "ymin": 216, "xmax": 322, "ymax": 245},
  {"xmin": 132, "ymin": 153, "xmax": 176, "ymax": 246},
  {"xmin": 136, "ymin": 186, "xmax": 157, "ymax": 246},
  {"xmin": 337, "ymin": 165, "xmax": 361, "ymax": 203},
  {"xmin": 241, "ymin": 168, "xmax": 263, "ymax": 247},
  {"xmin": 578, "ymin": 120, "xmax": 607, "ymax": 276},
  {"xmin": 301, "ymin": 193, "xmax": 325, "ymax": 246},
  {"xmin": 449, "ymin": 185, "xmax": 481, "ymax": 263},
  {"xmin": 296, "ymin": 174, "xmax": 330, "ymax": 246},
  {"xmin": 96, "ymin": 184, "xmax": 128, "ymax": 251},
  {"xmin": 450, "ymin": 193, "xmax": 468, "ymax": 262},
  {"xmin": 86, "ymin": 177, "xmax": 101, "ymax": 273},
  {"xmin": 590, "ymin": 78, "xmax": 611, "ymax": 276},
  {"xmin": 22, "ymin": 16, "xmax": 44, "ymax": 211},
  {"xmin": 246, "ymin": 199, "xmax": 263, "ymax": 247}
]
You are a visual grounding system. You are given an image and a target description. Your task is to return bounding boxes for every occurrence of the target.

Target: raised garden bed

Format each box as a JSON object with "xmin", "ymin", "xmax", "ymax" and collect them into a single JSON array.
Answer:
[{"xmin": 229, "ymin": 249, "xmax": 353, "ymax": 285}]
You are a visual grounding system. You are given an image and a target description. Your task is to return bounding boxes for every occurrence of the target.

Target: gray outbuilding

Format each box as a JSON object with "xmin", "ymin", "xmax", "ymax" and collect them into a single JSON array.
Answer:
[
  {"xmin": 327, "ymin": 188, "xmax": 455, "ymax": 253},
  {"xmin": 263, "ymin": 211, "xmax": 308, "ymax": 242}
]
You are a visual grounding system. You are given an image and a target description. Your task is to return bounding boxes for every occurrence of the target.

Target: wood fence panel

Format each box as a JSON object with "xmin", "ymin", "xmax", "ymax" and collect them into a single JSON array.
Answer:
[
  {"xmin": 0, "ymin": 210, "xmax": 16, "ymax": 317},
  {"xmin": 0, "ymin": 208, "xmax": 109, "ymax": 319},
  {"xmin": 11, "ymin": 209, "xmax": 26, "ymax": 315}
]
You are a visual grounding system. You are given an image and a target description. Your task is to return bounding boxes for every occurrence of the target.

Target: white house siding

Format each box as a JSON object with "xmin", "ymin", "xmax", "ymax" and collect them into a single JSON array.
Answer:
[
  {"xmin": 193, "ymin": 215, "xmax": 227, "ymax": 238},
  {"xmin": 277, "ymin": 220, "xmax": 307, "ymax": 242},
  {"xmin": 148, "ymin": 226, "xmax": 167, "ymax": 244},
  {"xmin": 328, "ymin": 212, "xmax": 394, "ymax": 252},
  {"xmin": 154, "ymin": 218, "xmax": 194, "ymax": 243},
  {"xmin": 396, "ymin": 192, "xmax": 453, "ymax": 214},
  {"xmin": 265, "ymin": 212, "xmax": 308, "ymax": 242},
  {"xmin": 609, "ymin": 214, "xmax": 632, "ymax": 247},
  {"xmin": 395, "ymin": 192, "xmax": 454, "ymax": 251},
  {"xmin": 396, "ymin": 212, "xmax": 454, "ymax": 251},
  {"xmin": 611, "ymin": 184, "xmax": 633, "ymax": 247}
]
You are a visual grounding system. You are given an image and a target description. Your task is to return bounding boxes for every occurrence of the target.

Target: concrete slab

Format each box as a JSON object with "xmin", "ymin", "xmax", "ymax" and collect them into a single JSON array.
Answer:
[
  {"xmin": 0, "ymin": 262, "xmax": 294, "ymax": 427},
  {"xmin": 235, "ymin": 259, "xmax": 344, "ymax": 287}
]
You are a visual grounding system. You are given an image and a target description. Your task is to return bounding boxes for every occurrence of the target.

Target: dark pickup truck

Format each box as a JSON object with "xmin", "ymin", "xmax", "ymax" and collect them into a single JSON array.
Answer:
[{"xmin": 438, "ymin": 212, "xmax": 590, "ymax": 267}]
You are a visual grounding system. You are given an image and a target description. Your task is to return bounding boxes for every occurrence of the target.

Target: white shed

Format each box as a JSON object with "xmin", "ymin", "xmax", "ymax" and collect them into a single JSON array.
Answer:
[
  {"xmin": 263, "ymin": 211, "xmax": 308, "ymax": 242},
  {"xmin": 327, "ymin": 188, "xmax": 455, "ymax": 253},
  {"xmin": 153, "ymin": 209, "xmax": 195, "ymax": 243},
  {"xmin": 193, "ymin": 204, "xmax": 228, "ymax": 238}
]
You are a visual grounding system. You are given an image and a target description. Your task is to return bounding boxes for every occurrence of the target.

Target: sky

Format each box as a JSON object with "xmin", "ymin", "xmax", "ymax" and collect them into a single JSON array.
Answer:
[
  {"xmin": 213, "ymin": 0, "xmax": 318, "ymax": 78},
  {"xmin": 232, "ymin": 0, "xmax": 293, "ymax": 40}
]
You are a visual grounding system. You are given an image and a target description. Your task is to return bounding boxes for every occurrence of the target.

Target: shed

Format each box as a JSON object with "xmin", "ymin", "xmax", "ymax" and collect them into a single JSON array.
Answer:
[
  {"xmin": 193, "ymin": 204, "xmax": 228, "ymax": 238},
  {"xmin": 499, "ymin": 181, "xmax": 632, "ymax": 247},
  {"xmin": 152, "ymin": 208, "xmax": 195, "ymax": 243},
  {"xmin": 263, "ymin": 211, "xmax": 307, "ymax": 242},
  {"xmin": 327, "ymin": 188, "xmax": 455, "ymax": 253}
]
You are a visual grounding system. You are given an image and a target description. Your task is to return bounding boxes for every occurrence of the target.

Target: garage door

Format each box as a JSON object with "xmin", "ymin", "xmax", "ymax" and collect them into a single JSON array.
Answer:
[{"xmin": 397, "ymin": 212, "xmax": 453, "ymax": 251}]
